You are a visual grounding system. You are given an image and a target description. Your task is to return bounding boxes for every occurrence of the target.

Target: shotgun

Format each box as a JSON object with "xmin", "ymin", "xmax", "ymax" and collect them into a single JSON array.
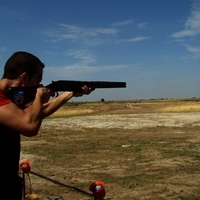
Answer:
[{"xmin": 6, "ymin": 80, "xmax": 126, "ymax": 108}]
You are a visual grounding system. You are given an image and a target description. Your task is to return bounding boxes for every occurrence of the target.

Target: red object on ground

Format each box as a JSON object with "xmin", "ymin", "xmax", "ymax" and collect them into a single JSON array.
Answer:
[
  {"xmin": 89, "ymin": 180, "xmax": 106, "ymax": 199},
  {"xmin": 19, "ymin": 160, "xmax": 31, "ymax": 173}
]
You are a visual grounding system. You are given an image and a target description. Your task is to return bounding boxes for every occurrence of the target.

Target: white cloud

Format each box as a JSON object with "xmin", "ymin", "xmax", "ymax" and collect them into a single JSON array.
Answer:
[
  {"xmin": 137, "ymin": 22, "xmax": 147, "ymax": 29},
  {"xmin": 184, "ymin": 44, "xmax": 200, "ymax": 58},
  {"xmin": 170, "ymin": 0, "xmax": 200, "ymax": 38},
  {"xmin": 48, "ymin": 63, "xmax": 131, "ymax": 73},
  {"xmin": 45, "ymin": 64, "xmax": 132, "ymax": 80},
  {"xmin": 45, "ymin": 23, "xmax": 118, "ymax": 43},
  {"xmin": 112, "ymin": 20, "xmax": 134, "ymax": 27},
  {"xmin": 94, "ymin": 28, "xmax": 118, "ymax": 34},
  {"xmin": 119, "ymin": 36, "xmax": 149, "ymax": 42},
  {"xmin": 66, "ymin": 49, "xmax": 97, "ymax": 65}
]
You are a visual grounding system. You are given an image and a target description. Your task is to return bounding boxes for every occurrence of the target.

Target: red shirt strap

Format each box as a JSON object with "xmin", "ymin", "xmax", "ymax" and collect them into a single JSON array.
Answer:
[{"xmin": 0, "ymin": 89, "xmax": 12, "ymax": 106}]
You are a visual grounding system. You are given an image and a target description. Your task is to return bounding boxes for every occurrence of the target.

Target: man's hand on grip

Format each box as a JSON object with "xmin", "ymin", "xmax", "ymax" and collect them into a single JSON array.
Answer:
[{"xmin": 36, "ymin": 87, "xmax": 53, "ymax": 103}]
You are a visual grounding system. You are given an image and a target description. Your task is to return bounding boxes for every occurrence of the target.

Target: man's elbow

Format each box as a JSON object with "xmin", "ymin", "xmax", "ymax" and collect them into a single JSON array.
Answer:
[
  {"xmin": 20, "ymin": 125, "xmax": 40, "ymax": 137},
  {"xmin": 22, "ymin": 131, "xmax": 39, "ymax": 137}
]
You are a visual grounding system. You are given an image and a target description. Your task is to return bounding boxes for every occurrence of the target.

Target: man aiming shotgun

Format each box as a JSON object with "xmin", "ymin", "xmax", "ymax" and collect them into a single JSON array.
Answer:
[{"xmin": 0, "ymin": 51, "xmax": 126, "ymax": 200}]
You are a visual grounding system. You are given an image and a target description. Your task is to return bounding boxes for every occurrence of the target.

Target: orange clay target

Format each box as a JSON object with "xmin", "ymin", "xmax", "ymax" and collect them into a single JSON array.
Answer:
[
  {"xmin": 89, "ymin": 180, "xmax": 106, "ymax": 199},
  {"xmin": 19, "ymin": 160, "xmax": 31, "ymax": 173}
]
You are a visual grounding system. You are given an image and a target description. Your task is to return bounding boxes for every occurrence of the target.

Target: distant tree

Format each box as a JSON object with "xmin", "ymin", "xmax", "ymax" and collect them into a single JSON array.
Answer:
[{"xmin": 101, "ymin": 98, "xmax": 105, "ymax": 102}]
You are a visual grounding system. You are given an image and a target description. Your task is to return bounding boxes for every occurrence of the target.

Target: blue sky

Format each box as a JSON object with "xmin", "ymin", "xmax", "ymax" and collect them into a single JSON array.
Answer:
[{"xmin": 0, "ymin": 0, "xmax": 199, "ymax": 101}]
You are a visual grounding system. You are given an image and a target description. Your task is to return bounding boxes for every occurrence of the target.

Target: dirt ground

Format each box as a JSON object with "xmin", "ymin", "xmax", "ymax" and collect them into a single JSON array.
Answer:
[
  {"xmin": 41, "ymin": 113, "xmax": 200, "ymax": 130},
  {"xmin": 21, "ymin": 112, "xmax": 200, "ymax": 200}
]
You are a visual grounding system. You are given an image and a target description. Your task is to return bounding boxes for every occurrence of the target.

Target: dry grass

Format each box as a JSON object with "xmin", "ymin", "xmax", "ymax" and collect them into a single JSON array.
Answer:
[
  {"xmin": 51, "ymin": 108, "xmax": 95, "ymax": 117},
  {"xmin": 158, "ymin": 101, "xmax": 200, "ymax": 113},
  {"xmin": 50, "ymin": 99, "xmax": 200, "ymax": 118}
]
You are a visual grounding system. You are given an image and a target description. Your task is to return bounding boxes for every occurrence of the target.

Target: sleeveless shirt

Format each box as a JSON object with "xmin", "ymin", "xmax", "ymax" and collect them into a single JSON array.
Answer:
[{"xmin": 0, "ymin": 90, "xmax": 20, "ymax": 180}]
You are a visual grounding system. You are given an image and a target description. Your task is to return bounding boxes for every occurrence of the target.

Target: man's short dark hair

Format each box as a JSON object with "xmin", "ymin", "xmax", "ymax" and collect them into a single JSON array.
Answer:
[{"xmin": 2, "ymin": 51, "xmax": 45, "ymax": 79}]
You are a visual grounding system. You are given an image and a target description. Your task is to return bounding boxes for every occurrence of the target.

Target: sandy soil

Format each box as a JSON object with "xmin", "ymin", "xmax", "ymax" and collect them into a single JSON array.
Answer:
[{"xmin": 42, "ymin": 113, "xmax": 200, "ymax": 130}]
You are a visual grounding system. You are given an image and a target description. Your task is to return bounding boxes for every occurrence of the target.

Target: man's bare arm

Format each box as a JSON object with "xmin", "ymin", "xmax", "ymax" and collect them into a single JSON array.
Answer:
[
  {"xmin": 42, "ymin": 86, "xmax": 92, "ymax": 118},
  {"xmin": 0, "ymin": 88, "xmax": 52, "ymax": 136}
]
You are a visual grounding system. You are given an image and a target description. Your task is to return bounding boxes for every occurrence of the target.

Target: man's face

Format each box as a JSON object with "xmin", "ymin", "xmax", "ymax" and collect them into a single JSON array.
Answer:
[{"xmin": 25, "ymin": 65, "xmax": 43, "ymax": 87}]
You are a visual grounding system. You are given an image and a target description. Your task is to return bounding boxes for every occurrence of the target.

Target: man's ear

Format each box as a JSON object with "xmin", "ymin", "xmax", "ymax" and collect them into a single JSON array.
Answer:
[{"xmin": 20, "ymin": 72, "xmax": 29, "ymax": 84}]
